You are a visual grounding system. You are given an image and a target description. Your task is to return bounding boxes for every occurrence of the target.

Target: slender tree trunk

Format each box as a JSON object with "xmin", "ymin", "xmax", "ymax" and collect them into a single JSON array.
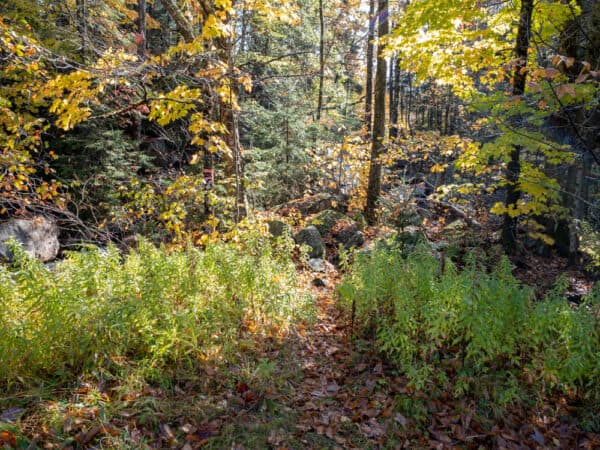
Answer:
[
  {"xmin": 443, "ymin": 86, "xmax": 451, "ymax": 135},
  {"xmin": 501, "ymin": 0, "xmax": 534, "ymax": 252},
  {"xmin": 137, "ymin": 0, "xmax": 147, "ymax": 58},
  {"xmin": 399, "ymin": 84, "xmax": 405, "ymax": 129},
  {"xmin": 316, "ymin": 0, "xmax": 325, "ymax": 121},
  {"xmin": 76, "ymin": 0, "xmax": 87, "ymax": 63},
  {"xmin": 364, "ymin": 0, "xmax": 376, "ymax": 133},
  {"xmin": 389, "ymin": 54, "xmax": 400, "ymax": 139},
  {"xmin": 406, "ymin": 73, "xmax": 413, "ymax": 135},
  {"xmin": 579, "ymin": 152, "xmax": 592, "ymax": 218},
  {"xmin": 240, "ymin": 8, "xmax": 248, "ymax": 53},
  {"xmin": 364, "ymin": 0, "xmax": 389, "ymax": 224},
  {"xmin": 388, "ymin": 54, "xmax": 395, "ymax": 126},
  {"xmin": 570, "ymin": 163, "xmax": 584, "ymax": 265},
  {"xmin": 226, "ymin": 39, "xmax": 246, "ymax": 221}
]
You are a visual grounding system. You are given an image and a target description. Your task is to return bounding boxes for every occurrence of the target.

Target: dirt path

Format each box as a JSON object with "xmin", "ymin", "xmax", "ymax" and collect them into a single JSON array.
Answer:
[
  {"xmin": 237, "ymin": 261, "xmax": 600, "ymax": 450},
  {"xmin": 200, "ymin": 261, "xmax": 406, "ymax": 449},
  {"xmin": 255, "ymin": 262, "xmax": 407, "ymax": 449}
]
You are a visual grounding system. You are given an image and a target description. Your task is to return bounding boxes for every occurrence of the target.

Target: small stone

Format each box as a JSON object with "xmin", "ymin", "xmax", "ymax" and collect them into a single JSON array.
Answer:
[
  {"xmin": 430, "ymin": 241, "xmax": 449, "ymax": 252},
  {"xmin": 307, "ymin": 258, "xmax": 326, "ymax": 272}
]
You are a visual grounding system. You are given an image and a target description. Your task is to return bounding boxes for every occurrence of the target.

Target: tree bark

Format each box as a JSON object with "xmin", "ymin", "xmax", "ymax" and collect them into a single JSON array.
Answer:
[
  {"xmin": 389, "ymin": 54, "xmax": 401, "ymax": 138},
  {"xmin": 501, "ymin": 0, "xmax": 534, "ymax": 253},
  {"xmin": 137, "ymin": 0, "xmax": 147, "ymax": 59},
  {"xmin": 160, "ymin": 0, "xmax": 195, "ymax": 43},
  {"xmin": 364, "ymin": 0, "xmax": 389, "ymax": 224},
  {"xmin": 316, "ymin": 0, "xmax": 325, "ymax": 121},
  {"xmin": 75, "ymin": 0, "xmax": 87, "ymax": 63},
  {"xmin": 364, "ymin": 0, "xmax": 376, "ymax": 134},
  {"xmin": 406, "ymin": 73, "xmax": 413, "ymax": 135}
]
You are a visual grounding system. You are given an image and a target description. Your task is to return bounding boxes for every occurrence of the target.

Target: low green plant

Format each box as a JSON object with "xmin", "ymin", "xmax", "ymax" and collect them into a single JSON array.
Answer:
[
  {"xmin": 0, "ymin": 227, "xmax": 312, "ymax": 389},
  {"xmin": 338, "ymin": 245, "xmax": 600, "ymax": 422}
]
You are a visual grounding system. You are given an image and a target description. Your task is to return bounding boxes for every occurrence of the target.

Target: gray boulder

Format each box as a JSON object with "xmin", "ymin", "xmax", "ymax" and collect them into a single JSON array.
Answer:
[
  {"xmin": 333, "ymin": 222, "xmax": 365, "ymax": 248},
  {"xmin": 0, "ymin": 217, "xmax": 60, "ymax": 262},
  {"xmin": 294, "ymin": 226, "xmax": 325, "ymax": 258},
  {"xmin": 267, "ymin": 220, "xmax": 293, "ymax": 238},
  {"xmin": 346, "ymin": 231, "xmax": 365, "ymax": 248}
]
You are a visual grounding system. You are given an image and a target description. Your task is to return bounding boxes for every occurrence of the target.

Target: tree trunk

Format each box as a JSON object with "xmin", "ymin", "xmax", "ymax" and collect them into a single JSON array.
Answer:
[
  {"xmin": 76, "ymin": 0, "xmax": 87, "ymax": 63},
  {"xmin": 137, "ymin": 0, "xmax": 147, "ymax": 59},
  {"xmin": 399, "ymin": 84, "xmax": 405, "ymax": 129},
  {"xmin": 389, "ymin": 54, "xmax": 400, "ymax": 139},
  {"xmin": 501, "ymin": 0, "xmax": 534, "ymax": 253},
  {"xmin": 160, "ymin": 0, "xmax": 195, "ymax": 43},
  {"xmin": 406, "ymin": 73, "xmax": 413, "ymax": 135},
  {"xmin": 316, "ymin": 0, "xmax": 325, "ymax": 121},
  {"xmin": 443, "ymin": 86, "xmax": 451, "ymax": 135},
  {"xmin": 364, "ymin": 0, "xmax": 376, "ymax": 134},
  {"xmin": 364, "ymin": 0, "xmax": 389, "ymax": 224},
  {"xmin": 223, "ymin": 33, "xmax": 246, "ymax": 221}
]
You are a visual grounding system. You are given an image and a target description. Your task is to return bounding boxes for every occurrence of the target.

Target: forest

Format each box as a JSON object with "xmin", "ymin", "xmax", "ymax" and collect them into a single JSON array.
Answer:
[{"xmin": 0, "ymin": 0, "xmax": 599, "ymax": 448}]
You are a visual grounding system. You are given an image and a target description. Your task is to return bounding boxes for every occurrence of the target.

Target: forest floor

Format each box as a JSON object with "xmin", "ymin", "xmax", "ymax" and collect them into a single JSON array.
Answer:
[
  {"xmin": 186, "ymin": 257, "xmax": 599, "ymax": 450},
  {"xmin": 6, "ymin": 247, "xmax": 600, "ymax": 449},
  {"xmin": 3, "ymin": 207, "xmax": 600, "ymax": 449}
]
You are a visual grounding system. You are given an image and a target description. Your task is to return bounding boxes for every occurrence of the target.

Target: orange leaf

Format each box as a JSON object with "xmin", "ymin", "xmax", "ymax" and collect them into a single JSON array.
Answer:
[
  {"xmin": 0, "ymin": 431, "xmax": 16, "ymax": 448},
  {"xmin": 552, "ymin": 55, "xmax": 562, "ymax": 66}
]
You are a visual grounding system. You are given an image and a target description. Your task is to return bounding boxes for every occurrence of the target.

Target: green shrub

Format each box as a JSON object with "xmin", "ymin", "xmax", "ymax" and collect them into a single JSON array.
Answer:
[
  {"xmin": 338, "ymin": 246, "xmax": 600, "ymax": 405},
  {"xmin": 0, "ymin": 228, "xmax": 312, "ymax": 388}
]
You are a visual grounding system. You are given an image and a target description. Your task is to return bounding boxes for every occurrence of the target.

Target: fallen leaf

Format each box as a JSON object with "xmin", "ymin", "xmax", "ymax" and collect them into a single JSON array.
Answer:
[
  {"xmin": 0, "ymin": 430, "xmax": 16, "ymax": 448},
  {"xmin": 180, "ymin": 423, "xmax": 196, "ymax": 434},
  {"xmin": 160, "ymin": 423, "xmax": 174, "ymax": 440},
  {"xmin": 395, "ymin": 413, "xmax": 408, "ymax": 427},
  {"xmin": 74, "ymin": 425, "xmax": 103, "ymax": 445},
  {"xmin": 429, "ymin": 426, "xmax": 452, "ymax": 444},
  {"xmin": 236, "ymin": 382, "xmax": 250, "ymax": 393},
  {"xmin": 326, "ymin": 382, "xmax": 340, "ymax": 393},
  {"xmin": 532, "ymin": 427, "xmax": 545, "ymax": 445}
]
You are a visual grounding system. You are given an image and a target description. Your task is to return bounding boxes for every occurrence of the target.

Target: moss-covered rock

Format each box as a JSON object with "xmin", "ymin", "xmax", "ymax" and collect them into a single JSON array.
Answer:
[
  {"xmin": 294, "ymin": 226, "xmax": 325, "ymax": 258},
  {"xmin": 267, "ymin": 220, "xmax": 293, "ymax": 238},
  {"xmin": 310, "ymin": 209, "xmax": 349, "ymax": 235}
]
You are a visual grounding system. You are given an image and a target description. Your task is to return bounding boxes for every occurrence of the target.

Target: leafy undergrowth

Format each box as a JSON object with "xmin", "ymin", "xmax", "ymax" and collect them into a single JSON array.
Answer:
[
  {"xmin": 2, "ymin": 227, "xmax": 600, "ymax": 449},
  {"xmin": 0, "ymin": 226, "xmax": 311, "ymax": 389},
  {"xmin": 338, "ymin": 243, "xmax": 600, "ymax": 446}
]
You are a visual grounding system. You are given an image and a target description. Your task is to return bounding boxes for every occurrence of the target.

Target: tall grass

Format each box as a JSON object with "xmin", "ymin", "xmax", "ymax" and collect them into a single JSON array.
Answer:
[{"xmin": 0, "ymin": 229, "xmax": 311, "ymax": 388}]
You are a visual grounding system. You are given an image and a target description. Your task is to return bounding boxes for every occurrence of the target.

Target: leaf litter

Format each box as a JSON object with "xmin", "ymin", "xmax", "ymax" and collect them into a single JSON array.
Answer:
[{"xmin": 4, "ymin": 235, "xmax": 600, "ymax": 449}]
